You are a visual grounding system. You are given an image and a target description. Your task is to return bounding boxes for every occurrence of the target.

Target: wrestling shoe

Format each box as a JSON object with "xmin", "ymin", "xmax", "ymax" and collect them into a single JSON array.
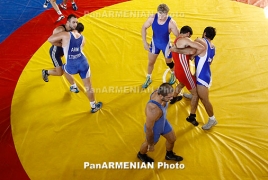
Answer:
[
  {"xmin": 168, "ymin": 73, "xmax": 176, "ymax": 85},
  {"xmin": 72, "ymin": 2, "xmax": 78, "ymax": 11},
  {"xmin": 42, "ymin": 69, "xmax": 49, "ymax": 82},
  {"xmin": 91, "ymin": 102, "xmax": 103, "ymax": 113},
  {"xmin": 165, "ymin": 151, "xmax": 183, "ymax": 161},
  {"xmin": 59, "ymin": 3, "xmax": 67, "ymax": 10},
  {"xmin": 170, "ymin": 96, "xmax": 183, "ymax": 104},
  {"xmin": 142, "ymin": 76, "xmax": 152, "ymax": 89},
  {"xmin": 56, "ymin": 15, "xmax": 65, "ymax": 22},
  {"xmin": 70, "ymin": 86, "xmax": 79, "ymax": 93},
  {"xmin": 186, "ymin": 116, "xmax": 199, "ymax": 126},
  {"xmin": 43, "ymin": 0, "xmax": 50, "ymax": 8},
  {"xmin": 183, "ymin": 93, "xmax": 192, "ymax": 99},
  {"xmin": 202, "ymin": 118, "xmax": 218, "ymax": 130},
  {"xmin": 137, "ymin": 152, "xmax": 154, "ymax": 164}
]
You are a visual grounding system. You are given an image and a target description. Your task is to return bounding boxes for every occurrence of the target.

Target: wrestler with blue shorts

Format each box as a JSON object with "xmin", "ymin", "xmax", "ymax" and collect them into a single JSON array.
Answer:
[
  {"xmin": 194, "ymin": 27, "xmax": 218, "ymax": 130},
  {"xmin": 48, "ymin": 23, "xmax": 102, "ymax": 113},
  {"xmin": 137, "ymin": 83, "xmax": 183, "ymax": 163},
  {"xmin": 141, "ymin": 4, "xmax": 180, "ymax": 88}
]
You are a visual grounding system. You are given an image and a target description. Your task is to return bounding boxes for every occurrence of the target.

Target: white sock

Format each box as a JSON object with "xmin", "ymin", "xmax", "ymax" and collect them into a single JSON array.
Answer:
[
  {"xmin": 90, "ymin": 101, "xmax": 96, "ymax": 108},
  {"xmin": 71, "ymin": 83, "xmax": 77, "ymax": 88},
  {"xmin": 57, "ymin": 11, "xmax": 62, "ymax": 15},
  {"xmin": 147, "ymin": 74, "xmax": 151, "ymax": 78},
  {"xmin": 209, "ymin": 115, "xmax": 216, "ymax": 121},
  {"xmin": 171, "ymin": 71, "xmax": 174, "ymax": 74}
]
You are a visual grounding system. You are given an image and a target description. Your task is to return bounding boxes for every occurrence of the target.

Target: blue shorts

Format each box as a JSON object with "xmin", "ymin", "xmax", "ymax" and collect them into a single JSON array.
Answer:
[
  {"xmin": 195, "ymin": 56, "xmax": 212, "ymax": 87},
  {"xmin": 63, "ymin": 57, "xmax": 90, "ymax": 79},
  {"xmin": 49, "ymin": 45, "xmax": 63, "ymax": 67},
  {"xmin": 197, "ymin": 77, "xmax": 211, "ymax": 87},
  {"xmin": 144, "ymin": 119, "xmax": 172, "ymax": 143},
  {"xmin": 149, "ymin": 41, "xmax": 172, "ymax": 58}
]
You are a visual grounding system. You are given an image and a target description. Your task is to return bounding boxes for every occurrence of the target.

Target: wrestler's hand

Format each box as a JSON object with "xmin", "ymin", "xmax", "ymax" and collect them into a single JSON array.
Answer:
[
  {"xmin": 190, "ymin": 54, "xmax": 195, "ymax": 60},
  {"xmin": 169, "ymin": 46, "xmax": 176, "ymax": 53},
  {"xmin": 147, "ymin": 144, "xmax": 154, "ymax": 152},
  {"xmin": 143, "ymin": 42, "xmax": 150, "ymax": 51}
]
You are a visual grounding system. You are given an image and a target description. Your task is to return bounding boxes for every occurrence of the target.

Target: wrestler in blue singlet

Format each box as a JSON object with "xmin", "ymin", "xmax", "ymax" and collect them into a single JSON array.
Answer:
[
  {"xmin": 195, "ymin": 38, "xmax": 215, "ymax": 87},
  {"xmin": 63, "ymin": 32, "xmax": 90, "ymax": 79},
  {"xmin": 150, "ymin": 13, "xmax": 172, "ymax": 58},
  {"xmin": 144, "ymin": 91, "xmax": 172, "ymax": 143}
]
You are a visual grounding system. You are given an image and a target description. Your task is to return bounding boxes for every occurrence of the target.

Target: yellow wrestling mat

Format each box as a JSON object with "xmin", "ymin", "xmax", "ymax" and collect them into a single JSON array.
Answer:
[{"xmin": 11, "ymin": 0, "xmax": 268, "ymax": 179}]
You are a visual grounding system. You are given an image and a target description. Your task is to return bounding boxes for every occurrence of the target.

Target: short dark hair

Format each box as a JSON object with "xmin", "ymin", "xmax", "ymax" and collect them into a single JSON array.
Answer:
[
  {"xmin": 203, "ymin": 26, "xmax": 216, "ymax": 40},
  {"xmin": 157, "ymin": 83, "xmax": 173, "ymax": 96},
  {"xmin": 67, "ymin": 14, "xmax": 77, "ymax": 21},
  {"xmin": 180, "ymin": 25, "xmax": 193, "ymax": 36},
  {"xmin": 76, "ymin": 22, "xmax": 84, "ymax": 33}
]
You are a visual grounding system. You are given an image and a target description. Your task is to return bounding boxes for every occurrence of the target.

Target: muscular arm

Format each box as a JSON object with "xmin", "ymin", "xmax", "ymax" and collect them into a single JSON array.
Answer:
[
  {"xmin": 209, "ymin": 43, "xmax": 215, "ymax": 65},
  {"xmin": 48, "ymin": 32, "xmax": 69, "ymax": 47},
  {"xmin": 81, "ymin": 37, "xmax": 85, "ymax": 51},
  {"xmin": 169, "ymin": 19, "xmax": 180, "ymax": 37},
  {"xmin": 145, "ymin": 103, "xmax": 162, "ymax": 145},
  {"xmin": 51, "ymin": 26, "xmax": 66, "ymax": 46},
  {"xmin": 194, "ymin": 38, "xmax": 207, "ymax": 57},
  {"xmin": 141, "ymin": 15, "xmax": 154, "ymax": 51},
  {"xmin": 187, "ymin": 40, "xmax": 205, "ymax": 57},
  {"xmin": 170, "ymin": 46, "xmax": 197, "ymax": 55},
  {"xmin": 171, "ymin": 38, "xmax": 205, "ymax": 56},
  {"xmin": 52, "ymin": 26, "xmax": 65, "ymax": 34}
]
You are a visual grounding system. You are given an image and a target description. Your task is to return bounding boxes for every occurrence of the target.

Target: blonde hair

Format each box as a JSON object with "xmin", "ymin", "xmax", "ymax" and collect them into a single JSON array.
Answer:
[{"xmin": 157, "ymin": 4, "xmax": 169, "ymax": 13}]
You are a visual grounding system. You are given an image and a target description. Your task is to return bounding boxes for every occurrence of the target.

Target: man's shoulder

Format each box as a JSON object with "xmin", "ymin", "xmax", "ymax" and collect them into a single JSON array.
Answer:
[
  {"xmin": 147, "ymin": 14, "xmax": 156, "ymax": 22},
  {"xmin": 149, "ymin": 13, "xmax": 156, "ymax": 18},
  {"xmin": 53, "ymin": 25, "xmax": 66, "ymax": 34},
  {"xmin": 169, "ymin": 18, "xmax": 177, "ymax": 25},
  {"xmin": 146, "ymin": 101, "xmax": 161, "ymax": 117},
  {"xmin": 147, "ymin": 100, "xmax": 161, "ymax": 110},
  {"xmin": 56, "ymin": 24, "xmax": 66, "ymax": 29},
  {"xmin": 210, "ymin": 42, "xmax": 215, "ymax": 49}
]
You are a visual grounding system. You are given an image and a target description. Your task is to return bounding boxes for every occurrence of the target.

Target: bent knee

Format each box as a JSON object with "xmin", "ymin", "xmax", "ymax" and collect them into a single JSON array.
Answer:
[
  {"xmin": 167, "ymin": 135, "xmax": 176, "ymax": 144},
  {"xmin": 168, "ymin": 138, "xmax": 176, "ymax": 144},
  {"xmin": 55, "ymin": 68, "xmax": 64, "ymax": 75}
]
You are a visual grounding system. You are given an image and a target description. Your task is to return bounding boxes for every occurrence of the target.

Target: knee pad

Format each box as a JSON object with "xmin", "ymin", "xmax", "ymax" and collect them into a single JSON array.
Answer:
[{"xmin": 166, "ymin": 61, "xmax": 174, "ymax": 69}]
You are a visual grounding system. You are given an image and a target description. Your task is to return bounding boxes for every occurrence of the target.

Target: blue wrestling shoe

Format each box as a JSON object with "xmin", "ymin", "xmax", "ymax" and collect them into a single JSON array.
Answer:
[
  {"xmin": 72, "ymin": 2, "xmax": 78, "ymax": 11},
  {"xmin": 43, "ymin": 0, "xmax": 50, "ymax": 8},
  {"xmin": 70, "ymin": 86, "xmax": 79, "ymax": 93},
  {"xmin": 142, "ymin": 76, "xmax": 152, "ymax": 89},
  {"xmin": 91, "ymin": 102, "xmax": 102, "ymax": 113},
  {"xmin": 169, "ymin": 72, "xmax": 176, "ymax": 85}
]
